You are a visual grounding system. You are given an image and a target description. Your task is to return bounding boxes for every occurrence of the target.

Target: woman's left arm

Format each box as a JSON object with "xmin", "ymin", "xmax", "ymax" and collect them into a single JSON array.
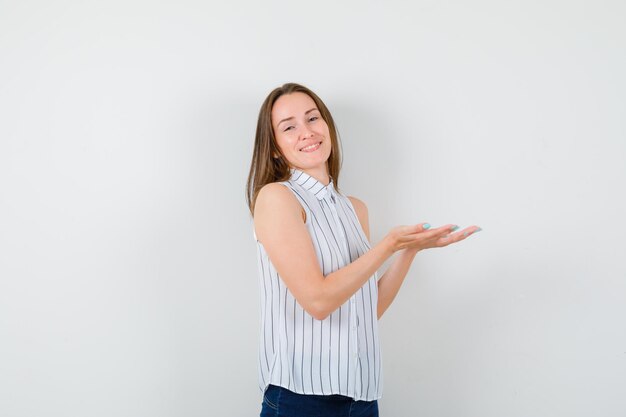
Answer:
[
  {"xmin": 348, "ymin": 196, "xmax": 419, "ymax": 319},
  {"xmin": 349, "ymin": 196, "xmax": 480, "ymax": 318},
  {"xmin": 375, "ymin": 247, "xmax": 419, "ymax": 319}
]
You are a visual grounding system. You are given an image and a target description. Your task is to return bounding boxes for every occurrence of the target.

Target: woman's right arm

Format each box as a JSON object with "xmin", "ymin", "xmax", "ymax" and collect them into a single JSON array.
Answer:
[{"xmin": 253, "ymin": 183, "xmax": 451, "ymax": 320}]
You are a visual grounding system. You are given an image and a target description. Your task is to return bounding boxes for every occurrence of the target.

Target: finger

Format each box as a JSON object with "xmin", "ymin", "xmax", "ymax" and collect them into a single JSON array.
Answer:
[
  {"xmin": 422, "ymin": 224, "xmax": 458, "ymax": 239},
  {"xmin": 461, "ymin": 226, "xmax": 482, "ymax": 238},
  {"xmin": 439, "ymin": 226, "xmax": 482, "ymax": 245},
  {"xmin": 400, "ymin": 225, "xmax": 455, "ymax": 249},
  {"xmin": 401, "ymin": 223, "xmax": 435, "ymax": 235},
  {"xmin": 439, "ymin": 224, "xmax": 459, "ymax": 234}
]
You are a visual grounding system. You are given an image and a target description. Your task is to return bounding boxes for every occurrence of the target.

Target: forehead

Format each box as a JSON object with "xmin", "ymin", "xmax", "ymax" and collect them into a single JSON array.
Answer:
[{"xmin": 271, "ymin": 92, "xmax": 317, "ymax": 125}]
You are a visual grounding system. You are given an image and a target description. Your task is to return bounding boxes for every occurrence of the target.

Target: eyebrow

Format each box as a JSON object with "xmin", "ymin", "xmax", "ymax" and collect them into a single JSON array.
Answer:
[{"xmin": 276, "ymin": 108, "xmax": 319, "ymax": 128}]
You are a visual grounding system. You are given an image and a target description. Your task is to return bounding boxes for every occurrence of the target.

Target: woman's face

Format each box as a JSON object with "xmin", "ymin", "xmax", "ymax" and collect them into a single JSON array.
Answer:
[{"xmin": 271, "ymin": 92, "xmax": 332, "ymax": 173}]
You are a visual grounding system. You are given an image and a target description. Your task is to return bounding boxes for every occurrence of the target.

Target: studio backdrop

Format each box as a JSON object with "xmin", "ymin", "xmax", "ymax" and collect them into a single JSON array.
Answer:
[{"xmin": 1, "ymin": 1, "xmax": 625, "ymax": 416}]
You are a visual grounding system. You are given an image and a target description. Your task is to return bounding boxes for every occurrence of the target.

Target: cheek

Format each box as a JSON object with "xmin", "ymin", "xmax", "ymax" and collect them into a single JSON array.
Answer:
[
  {"xmin": 322, "ymin": 124, "xmax": 331, "ymax": 138},
  {"xmin": 275, "ymin": 135, "xmax": 296, "ymax": 153}
]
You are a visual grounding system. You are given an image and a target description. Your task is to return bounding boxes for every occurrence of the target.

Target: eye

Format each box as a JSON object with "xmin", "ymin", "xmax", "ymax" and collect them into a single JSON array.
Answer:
[
  {"xmin": 283, "ymin": 126, "xmax": 294, "ymax": 132},
  {"xmin": 309, "ymin": 116, "xmax": 319, "ymax": 122}
]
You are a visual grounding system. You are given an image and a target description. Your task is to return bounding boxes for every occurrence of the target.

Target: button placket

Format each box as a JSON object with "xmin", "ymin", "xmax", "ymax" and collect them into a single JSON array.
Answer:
[
  {"xmin": 323, "ymin": 187, "xmax": 359, "ymax": 385},
  {"xmin": 325, "ymin": 192, "xmax": 349, "ymax": 263}
]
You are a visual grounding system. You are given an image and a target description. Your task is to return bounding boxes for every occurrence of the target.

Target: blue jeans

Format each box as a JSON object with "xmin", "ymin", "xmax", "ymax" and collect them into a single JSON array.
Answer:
[{"xmin": 260, "ymin": 384, "xmax": 379, "ymax": 417}]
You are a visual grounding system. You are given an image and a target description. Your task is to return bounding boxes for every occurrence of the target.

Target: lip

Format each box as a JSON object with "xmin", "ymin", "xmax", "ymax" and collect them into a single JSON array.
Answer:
[{"xmin": 299, "ymin": 141, "xmax": 322, "ymax": 152}]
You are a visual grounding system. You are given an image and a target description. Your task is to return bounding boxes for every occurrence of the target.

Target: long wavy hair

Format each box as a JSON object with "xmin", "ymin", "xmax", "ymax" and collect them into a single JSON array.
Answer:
[{"xmin": 246, "ymin": 83, "xmax": 342, "ymax": 216}]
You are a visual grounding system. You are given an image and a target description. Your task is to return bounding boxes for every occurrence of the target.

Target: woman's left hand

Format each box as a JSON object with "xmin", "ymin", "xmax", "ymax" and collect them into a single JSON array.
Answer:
[{"xmin": 431, "ymin": 225, "xmax": 482, "ymax": 249}]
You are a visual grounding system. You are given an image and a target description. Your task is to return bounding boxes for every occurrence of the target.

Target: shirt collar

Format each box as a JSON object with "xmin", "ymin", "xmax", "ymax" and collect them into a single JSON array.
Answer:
[{"xmin": 290, "ymin": 168, "xmax": 336, "ymax": 201}]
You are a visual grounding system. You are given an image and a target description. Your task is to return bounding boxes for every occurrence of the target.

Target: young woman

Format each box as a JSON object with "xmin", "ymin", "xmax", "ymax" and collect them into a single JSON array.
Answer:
[{"xmin": 246, "ymin": 83, "xmax": 481, "ymax": 416}]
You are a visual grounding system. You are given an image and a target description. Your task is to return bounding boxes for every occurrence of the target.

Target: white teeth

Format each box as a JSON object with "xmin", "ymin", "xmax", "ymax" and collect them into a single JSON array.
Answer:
[{"xmin": 301, "ymin": 142, "xmax": 321, "ymax": 152}]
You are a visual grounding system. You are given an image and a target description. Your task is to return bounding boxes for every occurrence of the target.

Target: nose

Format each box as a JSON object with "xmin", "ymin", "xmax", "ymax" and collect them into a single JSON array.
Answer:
[{"xmin": 299, "ymin": 125, "xmax": 315, "ymax": 140}]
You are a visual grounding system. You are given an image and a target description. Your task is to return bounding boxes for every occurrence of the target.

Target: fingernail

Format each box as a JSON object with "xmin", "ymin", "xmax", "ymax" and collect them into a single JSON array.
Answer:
[
  {"xmin": 465, "ymin": 228, "xmax": 482, "ymax": 237},
  {"xmin": 450, "ymin": 225, "xmax": 459, "ymax": 231},
  {"xmin": 423, "ymin": 223, "xmax": 431, "ymax": 230}
]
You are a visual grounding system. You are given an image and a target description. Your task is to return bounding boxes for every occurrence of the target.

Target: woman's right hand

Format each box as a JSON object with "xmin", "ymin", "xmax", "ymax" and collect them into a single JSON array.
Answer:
[{"xmin": 384, "ymin": 223, "xmax": 481, "ymax": 253}]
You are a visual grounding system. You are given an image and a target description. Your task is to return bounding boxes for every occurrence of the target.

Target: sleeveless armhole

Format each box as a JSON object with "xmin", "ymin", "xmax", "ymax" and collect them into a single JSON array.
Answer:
[{"xmin": 343, "ymin": 195, "xmax": 369, "ymax": 243}]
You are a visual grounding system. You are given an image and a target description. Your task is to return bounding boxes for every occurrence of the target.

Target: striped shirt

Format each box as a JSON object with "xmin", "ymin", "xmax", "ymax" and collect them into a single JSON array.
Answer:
[{"xmin": 254, "ymin": 168, "xmax": 382, "ymax": 401}]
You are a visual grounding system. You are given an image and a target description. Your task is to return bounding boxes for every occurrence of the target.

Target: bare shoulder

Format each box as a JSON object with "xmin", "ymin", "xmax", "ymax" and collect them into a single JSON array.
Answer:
[
  {"xmin": 255, "ymin": 183, "xmax": 298, "ymax": 215},
  {"xmin": 256, "ymin": 182, "xmax": 293, "ymax": 203},
  {"xmin": 347, "ymin": 195, "xmax": 370, "ymax": 240},
  {"xmin": 255, "ymin": 182, "xmax": 306, "ymax": 225},
  {"xmin": 347, "ymin": 195, "xmax": 368, "ymax": 217}
]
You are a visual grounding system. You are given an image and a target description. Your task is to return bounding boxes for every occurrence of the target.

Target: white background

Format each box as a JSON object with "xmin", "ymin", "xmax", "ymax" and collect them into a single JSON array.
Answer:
[{"xmin": 1, "ymin": 1, "xmax": 625, "ymax": 416}]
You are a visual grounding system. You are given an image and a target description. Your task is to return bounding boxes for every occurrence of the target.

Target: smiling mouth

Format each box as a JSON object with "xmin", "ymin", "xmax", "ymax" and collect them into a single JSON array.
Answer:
[{"xmin": 300, "ymin": 142, "xmax": 322, "ymax": 152}]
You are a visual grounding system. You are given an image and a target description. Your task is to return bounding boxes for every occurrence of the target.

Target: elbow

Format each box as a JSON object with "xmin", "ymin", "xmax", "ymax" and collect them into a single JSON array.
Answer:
[
  {"xmin": 312, "ymin": 311, "xmax": 331, "ymax": 321},
  {"xmin": 302, "ymin": 296, "xmax": 334, "ymax": 321},
  {"xmin": 306, "ymin": 302, "xmax": 331, "ymax": 321},
  {"xmin": 298, "ymin": 281, "xmax": 335, "ymax": 321}
]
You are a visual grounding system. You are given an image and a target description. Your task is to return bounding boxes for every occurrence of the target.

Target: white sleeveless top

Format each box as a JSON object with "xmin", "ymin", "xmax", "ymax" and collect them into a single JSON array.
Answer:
[{"xmin": 254, "ymin": 168, "xmax": 382, "ymax": 401}]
